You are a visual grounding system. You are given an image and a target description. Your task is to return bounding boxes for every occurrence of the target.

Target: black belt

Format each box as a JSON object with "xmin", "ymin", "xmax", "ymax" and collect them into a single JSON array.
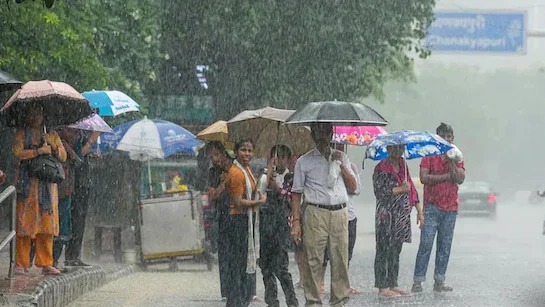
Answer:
[{"xmin": 306, "ymin": 203, "xmax": 346, "ymax": 211}]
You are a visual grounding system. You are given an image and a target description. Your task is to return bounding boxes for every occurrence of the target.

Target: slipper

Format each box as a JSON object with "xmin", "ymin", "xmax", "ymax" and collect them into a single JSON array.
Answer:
[{"xmin": 42, "ymin": 266, "xmax": 61, "ymax": 275}]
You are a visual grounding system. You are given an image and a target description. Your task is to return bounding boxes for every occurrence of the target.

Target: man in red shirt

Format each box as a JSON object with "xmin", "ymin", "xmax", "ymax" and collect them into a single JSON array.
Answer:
[{"xmin": 412, "ymin": 123, "xmax": 465, "ymax": 293}]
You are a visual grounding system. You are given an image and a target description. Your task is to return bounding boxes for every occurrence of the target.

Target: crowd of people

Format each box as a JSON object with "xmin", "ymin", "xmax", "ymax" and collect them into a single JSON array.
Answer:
[{"xmin": 206, "ymin": 122, "xmax": 465, "ymax": 307}]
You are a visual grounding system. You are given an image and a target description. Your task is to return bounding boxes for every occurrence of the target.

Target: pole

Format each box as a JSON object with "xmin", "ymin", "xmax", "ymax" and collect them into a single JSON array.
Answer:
[{"xmin": 147, "ymin": 159, "xmax": 153, "ymax": 197}]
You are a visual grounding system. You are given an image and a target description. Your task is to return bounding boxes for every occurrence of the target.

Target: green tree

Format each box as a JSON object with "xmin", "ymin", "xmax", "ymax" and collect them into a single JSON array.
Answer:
[{"xmin": 154, "ymin": 1, "xmax": 435, "ymax": 117}]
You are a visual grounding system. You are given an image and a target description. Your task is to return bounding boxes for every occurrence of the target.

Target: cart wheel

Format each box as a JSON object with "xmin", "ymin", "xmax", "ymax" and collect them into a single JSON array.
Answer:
[
  {"xmin": 140, "ymin": 260, "xmax": 148, "ymax": 271},
  {"xmin": 206, "ymin": 258, "xmax": 213, "ymax": 271},
  {"xmin": 168, "ymin": 257, "xmax": 178, "ymax": 272}
]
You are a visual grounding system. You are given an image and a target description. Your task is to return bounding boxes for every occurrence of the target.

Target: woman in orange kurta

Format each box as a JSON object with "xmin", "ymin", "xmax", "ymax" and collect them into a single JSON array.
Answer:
[{"xmin": 13, "ymin": 106, "xmax": 66, "ymax": 275}]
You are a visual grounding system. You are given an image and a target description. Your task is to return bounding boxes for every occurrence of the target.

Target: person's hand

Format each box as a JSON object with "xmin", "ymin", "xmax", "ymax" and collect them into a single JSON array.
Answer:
[
  {"xmin": 398, "ymin": 181, "xmax": 411, "ymax": 193},
  {"xmin": 332, "ymin": 150, "xmax": 343, "ymax": 162},
  {"xmin": 0, "ymin": 170, "xmax": 6, "ymax": 185},
  {"xmin": 291, "ymin": 220, "xmax": 302, "ymax": 244},
  {"xmin": 255, "ymin": 191, "xmax": 267, "ymax": 205},
  {"xmin": 417, "ymin": 212, "xmax": 425, "ymax": 229},
  {"xmin": 37, "ymin": 144, "xmax": 52, "ymax": 155},
  {"xmin": 268, "ymin": 157, "xmax": 277, "ymax": 170}
]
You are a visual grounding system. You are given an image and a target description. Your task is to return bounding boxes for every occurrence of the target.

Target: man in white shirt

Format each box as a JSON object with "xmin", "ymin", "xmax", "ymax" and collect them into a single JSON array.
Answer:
[
  {"xmin": 321, "ymin": 144, "xmax": 361, "ymax": 295},
  {"xmin": 291, "ymin": 123, "xmax": 357, "ymax": 307}
]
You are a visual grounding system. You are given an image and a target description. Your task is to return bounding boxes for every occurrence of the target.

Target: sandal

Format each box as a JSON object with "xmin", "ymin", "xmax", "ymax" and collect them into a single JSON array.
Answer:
[
  {"xmin": 14, "ymin": 266, "xmax": 27, "ymax": 275},
  {"xmin": 378, "ymin": 289, "xmax": 400, "ymax": 298},
  {"xmin": 391, "ymin": 287, "xmax": 411, "ymax": 296},
  {"xmin": 42, "ymin": 266, "xmax": 61, "ymax": 275}
]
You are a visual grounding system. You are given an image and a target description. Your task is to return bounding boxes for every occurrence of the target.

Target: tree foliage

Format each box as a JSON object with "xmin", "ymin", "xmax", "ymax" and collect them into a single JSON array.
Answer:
[
  {"xmin": 155, "ymin": 1, "xmax": 436, "ymax": 117},
  {"xmin": 0, "ymin": 0, "xmax": 162, "ymax": 113}
]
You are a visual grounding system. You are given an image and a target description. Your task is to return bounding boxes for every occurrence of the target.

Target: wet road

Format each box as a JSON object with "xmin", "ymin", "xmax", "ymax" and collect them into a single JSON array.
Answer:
[{"xmin": 68, "ymin": 198, "xmax": 545, "ymax": 307}]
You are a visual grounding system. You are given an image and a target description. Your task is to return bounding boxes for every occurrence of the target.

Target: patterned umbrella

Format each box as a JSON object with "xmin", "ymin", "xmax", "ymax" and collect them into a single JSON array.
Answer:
[
  {"xmin": 332, "ymin": 126, "xmax": 387, "ymax": 146},
  {"xmin": 365, "ymin": 130, "xmax": 453, "ymax": 161}
]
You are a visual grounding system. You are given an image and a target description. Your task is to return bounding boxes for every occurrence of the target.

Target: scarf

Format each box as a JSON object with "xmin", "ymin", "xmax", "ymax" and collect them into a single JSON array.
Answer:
[
  {"xmin": 233, "ymin": 159, "xmax": 260, "ymax": 274},
  {"xmin": 18, "ymin": 129, "xmax": 52, "ymax": 214},
  {"xmin": 374, "ymin": 158, "xmax": 418, "ymax": 206}
]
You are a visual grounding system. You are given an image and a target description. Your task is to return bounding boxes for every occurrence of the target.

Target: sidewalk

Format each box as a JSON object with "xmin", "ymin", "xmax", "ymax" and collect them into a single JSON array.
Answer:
[{"xmin": 0, "ymin": 250, "xmax": 136, "ymax": 307}]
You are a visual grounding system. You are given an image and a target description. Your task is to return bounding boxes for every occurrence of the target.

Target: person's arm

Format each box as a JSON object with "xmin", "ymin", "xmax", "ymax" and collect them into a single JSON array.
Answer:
[
  {"xmin": 448, "ymin": 160, "xmax": 465, "ymax": 184},
  {"xmin": 227, "ymin": 169, "xmax": 266, "ymax": 209},
  {"xmin": 349, "ymin": 163, "xmax": 361, "ymax": 196},
  {"xmin": 290, "ymin": 193, "xmax": 302, "ymax": 242},
  {"xmin": 13, "ymin": 130, "xmax": 42, "ymax": 161},
  {"xmin": 47, "ymin": 131, "xmax": 67, "ymax": 162},
  {"xmin": 337, "ymin": 152, "xmax": 356, "ymax": 193},
  {"xmin": 81, "ymin": 132, "xmax": 101, "ymax": 156},
  {"xmin": 415, "ymin": 201, "xmax": 424, "ymax": 228},
  {"xmin": 419, "ymin": 157, "xmax": 450, "ymax": 185}
]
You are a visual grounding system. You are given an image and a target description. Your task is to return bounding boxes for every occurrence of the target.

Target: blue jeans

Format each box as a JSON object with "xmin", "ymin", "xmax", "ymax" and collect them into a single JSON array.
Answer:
[{"xmin": 413, "ymin": 204, "xmax": 457, "ymax": 283}]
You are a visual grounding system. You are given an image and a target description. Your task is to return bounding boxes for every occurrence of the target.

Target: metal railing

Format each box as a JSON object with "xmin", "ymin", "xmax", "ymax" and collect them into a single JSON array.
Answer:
[{"xmin": 0, "ymin": 186, "xmax": 16, "ymax": 279}]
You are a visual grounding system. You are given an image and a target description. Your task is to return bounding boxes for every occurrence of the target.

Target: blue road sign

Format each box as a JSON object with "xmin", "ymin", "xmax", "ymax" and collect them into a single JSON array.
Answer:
[{"xmin": 425, "ymin": 11, "xmax": 527, "ymax": 54}]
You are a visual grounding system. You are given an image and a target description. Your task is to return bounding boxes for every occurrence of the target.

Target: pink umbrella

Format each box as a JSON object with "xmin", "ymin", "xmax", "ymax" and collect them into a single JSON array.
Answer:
[
  {"xmin": 68, "ymin": 113, "xmax": 113, "ymax": 133},
  {"xmin": 332, "ymin": 126, "xmax": 387, "ymax": 146}
]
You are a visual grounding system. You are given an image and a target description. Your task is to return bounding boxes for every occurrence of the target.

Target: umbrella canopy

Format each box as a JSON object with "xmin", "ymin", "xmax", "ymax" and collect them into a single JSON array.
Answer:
[
  {"xmin": 0, "ymin": 70, "xmax": 22, "ymax": 92},
  {"xmin": 285, "ymin": 101, "xmax": 388, "ymax": 126},
  {"xmin": 365, "ymin": 130, "xmax": 453, "ymax": 161},
  {"xmin": 1, "ymin": 80, "xmax": 93, "ymax": 127},
  {"xmin": 82, "ymin": 90, "xmax": 140, "ymax": 117},
  {"xmin": 332, "ymin": 126, "xmax": 387, "ymax": 146},
  {"xmin": 68, "ymin": 113, "xmax": 113, "ymax": 133},
  {"xmin": 197, "ymin": 120, "xmax": 233, "ymax": 148},
  {"xmin": 227, "ymin": 106, "xmax": 314, "ymax": 158},
  {"xmin": 114, "ymin": 117, "xmax": 204, "ymax": 161}
]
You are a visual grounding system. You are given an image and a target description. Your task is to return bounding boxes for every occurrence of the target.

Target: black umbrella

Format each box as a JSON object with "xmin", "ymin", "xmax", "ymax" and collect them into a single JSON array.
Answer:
[
  {"xmin": 285, "ymin": 101, "xmax": 388, "ymax": 126},
  {"xmin": 0, "ymin": 70, "xmax": 22, "ymax": 92}
]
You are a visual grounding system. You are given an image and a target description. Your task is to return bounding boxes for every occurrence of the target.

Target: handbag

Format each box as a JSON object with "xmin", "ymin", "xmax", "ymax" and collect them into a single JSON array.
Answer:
[{"xmin": 29, "ymin": 154, "xmax": 65, "ymax": 183}]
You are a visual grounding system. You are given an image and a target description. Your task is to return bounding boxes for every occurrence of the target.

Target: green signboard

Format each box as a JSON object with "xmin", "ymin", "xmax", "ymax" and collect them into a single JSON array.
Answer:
[{"xmin": 151, "ymin": 95, "xmax": 214, "ymax": 124}]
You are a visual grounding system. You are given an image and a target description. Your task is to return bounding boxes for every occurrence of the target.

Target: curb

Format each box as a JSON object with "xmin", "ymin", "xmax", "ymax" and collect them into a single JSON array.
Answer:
[{"xmin": 6, "ymin": 264, "xmax": 137, "ymax": 307}]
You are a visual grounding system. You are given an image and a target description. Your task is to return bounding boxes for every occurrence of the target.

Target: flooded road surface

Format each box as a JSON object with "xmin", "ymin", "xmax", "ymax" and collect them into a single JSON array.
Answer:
[{"xmin": 68, "ymin": 199, "xmax": 545, "ymax": 306}]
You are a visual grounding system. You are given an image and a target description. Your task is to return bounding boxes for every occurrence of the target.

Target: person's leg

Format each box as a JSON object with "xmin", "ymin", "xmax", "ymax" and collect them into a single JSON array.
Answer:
[
  {"xmin": 375, "ymin": 241, "xmax": 395, "ymax": 296},
  {"xmin": 52, "ymin": 239, "xmax": 64, "ymax": 267},
  {"xmin": 217, "ymin": 215, "xmax": 229, "ymax": 298},
  {"xmin": 259, "ymin": 225, "xmax": 279, "ymax": 307},
  {"xmin": 65, "ymin": 175, "xmax": 90, "ymax": 263},
  {"xmin": 302, "ymin": 205, "xmax": 330, "ymax": 305},
  {"xmin": 388, "ymin": 242, "xmax": 410, "ymax": 296},
  {"xmin": 328, "ymin": 208, "xmax": 350, "ymax": 307},
  {"xmin": 225, "ymin": 215, "xmax": 249, "ymax": 307},
  {"xmin": 275, "ymin": 240, "xmax": 298, "ymax": 306},
  {"xmin": 413, "ymin": 205, "xmax": 440, "ymax": 287},
  {"xmin": 434, "ymin": 210, "xmax": 457, "ymax": 291},
  {"xmin": 348, "ymin": 218, "xmax": 357, "ymax": 264},
  {"xmin": 16, "ymin": 236, "xmax": 31, "ymax": 269}
]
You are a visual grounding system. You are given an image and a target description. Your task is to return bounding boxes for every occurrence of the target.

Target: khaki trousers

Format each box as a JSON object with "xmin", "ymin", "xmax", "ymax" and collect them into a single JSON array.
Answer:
[{"xmin": 302, "ymin": 204, "xmax": 350, "ymax": 306}]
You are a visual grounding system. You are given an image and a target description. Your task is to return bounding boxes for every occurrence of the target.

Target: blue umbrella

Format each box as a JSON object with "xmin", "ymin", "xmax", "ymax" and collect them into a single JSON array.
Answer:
[
  {"xmin": 92, "ymin": 117, "xmax": 204, "ymax": 159},
  {"xmin": 91, "ymin": 117, "xmax": 204, "ymax": 195},
  {"xmin": 365, "ymin": 130, "xmax": 453, "ymax": 161},
  {"xmin": 82, "ymin": 90, "xmax": 140, "ymax": 117}
]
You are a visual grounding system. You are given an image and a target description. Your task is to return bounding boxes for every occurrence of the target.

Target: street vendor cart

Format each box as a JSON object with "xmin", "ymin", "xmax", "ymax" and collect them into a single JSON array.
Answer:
[{"xmin": 137, "ymin": 190, "xmax": 212, "ymax": 271}]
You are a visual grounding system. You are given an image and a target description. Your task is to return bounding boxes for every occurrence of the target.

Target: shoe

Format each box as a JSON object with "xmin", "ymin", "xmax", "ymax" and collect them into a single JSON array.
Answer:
[
  {"xmin": 411, "ymin": 282, "xmax": 423, "ymax": 293},
  {"xmin": 14, "ymin": 265, "xmax": 27, "ymax": 275},
  {"xmin": 65, "ymin": 259, "xmax": 92, "ymax": 267},
  {"xmin": 42, "ymin": 266, "xmax": 61, "ymax": 275},
  {"xmin": 433, "ymin": 282, "xmax": 453, "ymax": 292}
]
